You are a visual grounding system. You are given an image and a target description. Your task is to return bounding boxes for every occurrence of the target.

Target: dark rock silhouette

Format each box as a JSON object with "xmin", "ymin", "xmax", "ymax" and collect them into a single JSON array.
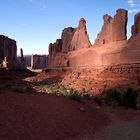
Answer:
[
  {"xmin": 0, "ymin": 35, "xmax": 26, "ymax": 70},
  {"xmin": 0, "ymin": 35, "xmax": 17, "ymax": 68}
]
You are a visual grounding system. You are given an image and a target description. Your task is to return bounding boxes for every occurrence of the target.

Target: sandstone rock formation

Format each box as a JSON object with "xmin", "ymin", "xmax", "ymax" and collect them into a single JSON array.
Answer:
[
  {"xmin": 20, "ymin": 48, "xmax": 24, "ymax": 61},
  {"xmin": 70, "ymin": 18, "xmax": 91, "ymax": 50},
  {"xmin": 131, "ymin": 12, "xmax": 140, "ymax": 37},
  {"xmin": 0, "ymin": 35, "xmax": 17, "ymax": 69},
  {"xmin": 0, "ymin": 35, "xmax": 17, "ymax": 64},
  {"xmin": 48, "ymin": 18, "xmax": 91, "ymax": 68},
  {"xmin": 61, "ymin": 27, "xmax": 75, "ymax": 53},
  {"xmin": 0, "ymin": 35, "xmax": 26, "ymax": 70},
  {"xmin": 31, "ymin": 54, "xmax": 47, "ymax": 69},
  {"xmin": 19, "ymin": 48, "xmax": 26, "ymax": 69},
  {"xmin": 48, "ymin": 9, "xmax": 140, "ymax": 69},
  {"xmin": 95, "ymin": 9, "xmax": 127, "ymax": 45},
  {"xmin": 112, "ymin": 9, "xmax": 127, "ymax": 41}
]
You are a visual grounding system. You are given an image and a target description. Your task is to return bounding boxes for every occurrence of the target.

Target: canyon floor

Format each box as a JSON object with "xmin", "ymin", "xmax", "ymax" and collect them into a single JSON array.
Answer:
[{"xmin": 0, "ymin": 69, "xmax": 140, "ymax": 140}]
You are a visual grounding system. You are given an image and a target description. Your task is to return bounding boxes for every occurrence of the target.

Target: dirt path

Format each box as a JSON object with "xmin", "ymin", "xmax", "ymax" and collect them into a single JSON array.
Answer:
[{"xmin": 92, "ymin": 120, "xmax": 140, "ymax": 140}]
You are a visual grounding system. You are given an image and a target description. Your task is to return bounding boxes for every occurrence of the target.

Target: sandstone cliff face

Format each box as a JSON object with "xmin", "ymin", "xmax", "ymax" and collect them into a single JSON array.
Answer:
[
  {"xmin": 0, "ymin": 35, "xmax": 26, "ymax": 70},
  {"xmin": 48, "ymin": 18, "xmax": 91, "ymax": 68},
  {"xmin": 94, "ymin": 15, "xmax": 113, "ymax": 45},
  {"xmin": 48, "ymin": 9, "xmax": 140, "ymax": 69},
  {"xmin": 95, "ymin": 9, "xmax": 127, "ymax": 45},
  {"xmin": 70, "ymin": 18, "xmax": 91, "ymax": 50},
  {"xmin": 61, "ymin": 27, "xmax": 75, "ymax": 53},
  {"xmin": 0, "ymin": 35, "xmax": 17, "ymax": 63},
  {"xmin": 0, "ymin": 35, "xmax": 17, "ymax": 69},
  {"xmin": 131, "ymin": 12, "xmax": 140, "ymax": 37}
]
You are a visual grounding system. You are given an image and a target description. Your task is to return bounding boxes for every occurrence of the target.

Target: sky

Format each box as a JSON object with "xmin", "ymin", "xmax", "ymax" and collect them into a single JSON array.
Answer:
[{"xmin": 0, "ymin": 0, "xmax": 140, "ymax": 55}]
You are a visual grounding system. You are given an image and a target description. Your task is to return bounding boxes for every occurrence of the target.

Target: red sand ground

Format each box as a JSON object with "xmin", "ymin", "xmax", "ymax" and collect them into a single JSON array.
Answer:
[
  {"xmin": 0, "ymin": 91, "xmax": 109, "ymax": 140},
  {"xmin": 0, "ymin": 70, "xmax": 140, "ymax": 140},
  {"xmin": 0, "ymin": 91, "xmax": 140, "ymax": 140}
]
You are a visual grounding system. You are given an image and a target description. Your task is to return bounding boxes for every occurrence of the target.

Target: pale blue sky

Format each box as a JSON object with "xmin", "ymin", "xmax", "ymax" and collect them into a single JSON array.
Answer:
[{"xmin": 0, "ymin": 0, "xmax": 140, "ymax": 55}]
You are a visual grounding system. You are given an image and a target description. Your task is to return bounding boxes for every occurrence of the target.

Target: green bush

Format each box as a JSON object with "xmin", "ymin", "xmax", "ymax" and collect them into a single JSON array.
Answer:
[{"xmin": 69, "ymin": 91, "xmax": 82, "ymax": 101}]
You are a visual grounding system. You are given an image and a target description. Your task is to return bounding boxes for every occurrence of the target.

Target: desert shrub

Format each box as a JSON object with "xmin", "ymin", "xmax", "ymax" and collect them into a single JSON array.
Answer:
[
  {"xmin": 122, "ymin": 87, "xmax": 138, "ymax": 108},
  {"xmin": 69, "ymin": 93, "xmax": 83, "ymax": 101},
  {"xmin": 104, "ymin": 87, "xmax": 138, "ymax": 108},
  {"xmin": 105, "ymin": 88, "xmax": 121, "ymax": 106},
  {"xmin": 68, "ymin": 89, "xmax": 90, "ymax": 101},
  {"xmin": 68, "ymin": 89, "xmax": 83, "ymax": 101},
  {"xmin": 8, "ymin": 85, "xmax": 27, "ymax": 93}
]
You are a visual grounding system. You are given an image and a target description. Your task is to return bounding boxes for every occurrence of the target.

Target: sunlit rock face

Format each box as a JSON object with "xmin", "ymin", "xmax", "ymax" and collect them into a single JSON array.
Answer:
[
  {"xmin": 120, "ymin": 11, "xmax": 140, "ymax": 63},
  {"xmin": 61, "ymin": 27, "xmax": 75, "ymax": 53},
  {"xmin": 48, "ymin": 18, "xmax": 91, "ymax": 68},
  {"xmin": 112, "ymin": 9, "xmax": 128, "ymax": 41},
  {"xmin": 70, "ymin": 18, "xmax": 91, "ymax": 50},
  {"xmin": 131, "ymin": 12, "xmax": 140, "ymax": 37},
  {"xmin": 94, "ymin": 14, "xmax": 113, "ymax": 45},
  {"xmin": 94, "ymin": 9, "xmax": 128, "ymax": 45},
  {"xmin": 48, "ymin": 9, "xmax": 140, "ymax": 69}
]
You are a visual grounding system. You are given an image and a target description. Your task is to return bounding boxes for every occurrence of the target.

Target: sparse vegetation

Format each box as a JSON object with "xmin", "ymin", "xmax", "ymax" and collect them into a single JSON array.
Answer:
[
  {"xmin": 6, "ymin": 84, "xmax": 27, "ymax": 93},
  {"xmin": 104, "ymin": 87, "xmax": 139, "ymax": 109},
  {"xmin": 33, "ymin": 83, "xmax": 90, "ymax": 101},
  {"xmin": 105, "ymin": 88, "xmax": 121, "ymax": 106},
  {"xmin": 122, "ymin": 87, "xmax": 138, "ymax": 108}
]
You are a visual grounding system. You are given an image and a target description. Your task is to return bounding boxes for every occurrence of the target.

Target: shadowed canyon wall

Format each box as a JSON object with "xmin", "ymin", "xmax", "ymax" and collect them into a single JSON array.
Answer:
[
  {"xmin": 0, "ymin": 35, "xmax": 26, "ymax": 70},
  {"xmin": 48, "ymin": 9, "xmax": 140, "ymax": 68}
]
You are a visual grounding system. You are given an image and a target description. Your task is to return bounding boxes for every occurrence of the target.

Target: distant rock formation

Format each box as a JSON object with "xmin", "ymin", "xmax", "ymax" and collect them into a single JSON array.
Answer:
[
  {"xmin": 31, "ymin": 54, "xmax": 47, "ymax": 69},
  {"xmin": 19, "ymin": 48, "xmax": 26, "ymax": 69},
  {"xmin": 94, "ymin": 9, "xmax": 128, "ymax": 45}
]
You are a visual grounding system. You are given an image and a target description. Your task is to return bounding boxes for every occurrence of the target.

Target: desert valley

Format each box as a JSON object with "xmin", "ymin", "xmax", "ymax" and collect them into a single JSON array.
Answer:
[{"xmin": 0, "ymin": 6, "xmax": 140, "ymax": 140}]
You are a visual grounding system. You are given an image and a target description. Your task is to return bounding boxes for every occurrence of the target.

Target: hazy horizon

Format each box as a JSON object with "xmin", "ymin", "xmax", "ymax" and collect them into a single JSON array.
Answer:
[{"xmin": 0, "ymin": 0, "xmax": 140, "ymax": 55}]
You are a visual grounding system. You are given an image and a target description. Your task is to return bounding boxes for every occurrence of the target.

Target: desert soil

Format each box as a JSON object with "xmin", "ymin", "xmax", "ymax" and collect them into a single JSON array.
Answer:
[{"xmin": 0, "ymin": 91, "xmax": 140, "ymax": 140}]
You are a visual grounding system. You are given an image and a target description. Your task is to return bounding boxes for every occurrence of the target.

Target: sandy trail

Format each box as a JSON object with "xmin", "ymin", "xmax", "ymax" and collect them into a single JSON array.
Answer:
[{"xmin": 92, "ymin": 119, "xmax": 140, "ymax": 140}]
